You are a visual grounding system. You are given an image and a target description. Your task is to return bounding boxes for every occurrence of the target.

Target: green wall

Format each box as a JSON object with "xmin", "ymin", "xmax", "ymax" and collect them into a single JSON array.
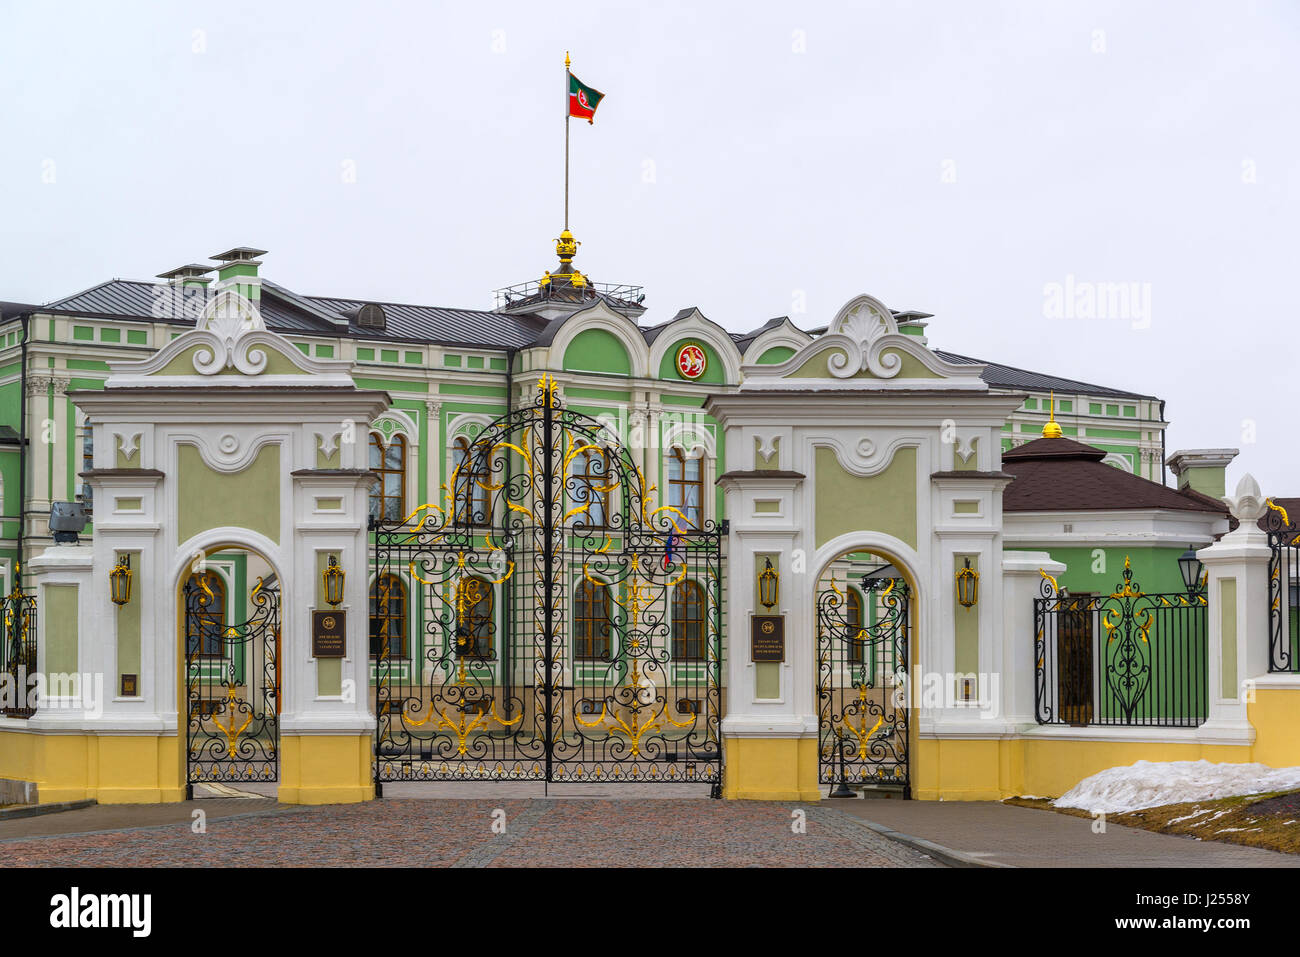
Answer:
[
  {"xmin": 564, "ymin": 329, "xmax": 631, "ymax": 377},
  {"xmin": 814, "ymin": 446, "xmax": 917, "ymax": 551},
  {"xmin": 177, "ymin": 444, "xmax": 281, "ymax": 546},
  {"xmin": 657, "ymin": 338, "xmax": 726, "ymax": 385}
]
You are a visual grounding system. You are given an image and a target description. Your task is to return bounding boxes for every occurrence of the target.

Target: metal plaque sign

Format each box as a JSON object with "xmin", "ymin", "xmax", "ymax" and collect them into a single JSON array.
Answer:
[
  {"xmin": 312, "ymin": 610, "xmax": 346, "ymax": 658},
  {"xmin": 751, "ymin": 615, "xmax": 785, "ymax": 662}
]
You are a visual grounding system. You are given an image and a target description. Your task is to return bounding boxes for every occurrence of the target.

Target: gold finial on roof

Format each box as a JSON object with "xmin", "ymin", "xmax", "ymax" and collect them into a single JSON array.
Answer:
[
  {"xmin": 555, "ymin": 229, "xmax": 578, "ymax": 263},
  {"xmin": 1042, "ymin": 390, "xmax": 1063, "ymax": 439}
]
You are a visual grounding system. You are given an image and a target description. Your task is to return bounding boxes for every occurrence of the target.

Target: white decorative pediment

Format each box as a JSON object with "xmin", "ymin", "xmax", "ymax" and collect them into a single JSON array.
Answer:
[
  {"xmin": 104, "ymin": 289, "xmax": 357, "ymax": 389},
  {"xmin": 825, "ymin": 295, "xmax": 900, "ymax": 379},
  {"xmin": 189, "ymin": 289, "xmax": 272, "ymax": 375},
  {"xmin": 739, "ymin": 293, "xmax": 989, "ymax": 391}
]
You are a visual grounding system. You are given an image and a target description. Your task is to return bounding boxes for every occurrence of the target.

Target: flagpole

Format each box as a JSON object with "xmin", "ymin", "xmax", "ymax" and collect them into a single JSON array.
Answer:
[{"xmin": 564, "ymin": 50, "xmax": 571, "ymax": 231}]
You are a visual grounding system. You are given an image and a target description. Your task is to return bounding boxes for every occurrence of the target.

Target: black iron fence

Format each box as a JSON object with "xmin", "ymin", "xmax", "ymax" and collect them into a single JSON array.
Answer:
[
  {"xmin": 1265, "ymin": 502, "xmax": 1299, "ymax": 673},
  {"xmin": 1034, "ymin": 559, "xmax": 1207, "ymax": 728},
  {"xmin": 1, "ymin": 587, "xmax": 37, "ymax": 718}
]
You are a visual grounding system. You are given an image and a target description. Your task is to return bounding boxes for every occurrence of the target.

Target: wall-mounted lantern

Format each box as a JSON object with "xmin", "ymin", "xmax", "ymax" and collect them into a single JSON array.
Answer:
[
  {"xmin": 1178, "ymin": 547, "xmax": 1205, "ymax": 596},
  {"xmin": 955, "ymin": 557, "xmax": 979, "ymax": 608},
  {"xmin": 109, "ymin": 554, "xmax": 132, "ymax": 606},
  {"xmin": 757, "ymin": 557, "xmax": 779, "ymax": 610},
  {"xmin": 322, "ymin": 555, "xmax": 346, "ymax": 607}
]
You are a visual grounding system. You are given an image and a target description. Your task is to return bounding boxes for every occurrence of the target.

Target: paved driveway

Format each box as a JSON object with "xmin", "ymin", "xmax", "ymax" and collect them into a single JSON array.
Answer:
[{"xmin": 0, "ymin": 798, "xmax": 940, "ymax": 868}]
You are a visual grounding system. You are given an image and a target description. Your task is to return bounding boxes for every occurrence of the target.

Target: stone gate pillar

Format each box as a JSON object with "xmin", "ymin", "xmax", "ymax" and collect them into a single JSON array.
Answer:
[{"xmin": 1197, "ymin": 474, "xmax": 1294, "ymax": 760}]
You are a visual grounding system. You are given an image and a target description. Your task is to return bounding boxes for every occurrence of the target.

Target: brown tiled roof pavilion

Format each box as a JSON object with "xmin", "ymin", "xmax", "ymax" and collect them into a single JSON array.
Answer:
[{"xmin": 1002, "ymin": 437, "xmax": 1228, "ymax": 514}]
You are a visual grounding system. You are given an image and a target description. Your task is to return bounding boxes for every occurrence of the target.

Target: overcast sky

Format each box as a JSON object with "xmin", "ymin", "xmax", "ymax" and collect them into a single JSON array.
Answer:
[{"xmin": 2, "ymin": 1, "xmax": 1296, "ymax": 492}]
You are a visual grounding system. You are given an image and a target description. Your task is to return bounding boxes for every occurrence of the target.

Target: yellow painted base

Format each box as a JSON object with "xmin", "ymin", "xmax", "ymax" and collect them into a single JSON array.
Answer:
[
  {"xmin": 914, "ymin": 735, "xmax": 1279, "ymax": 801},
  {"xmin": 4, "ymin": 689, "xmax": 1293, "ymax": 806},
  {"xmin": 722, "ymin": 736, "xmax": 821, "ymax": 801},
  {"xmin": 0, "ymin": 729, "xmax": 185, "ymax": 804},
  {"xmin": 277, "ymin": 733, "xmax": 374, "ymax": 805},
  {"xmin": 1248, "ymin": 688, "xmax": 1300, "ymax": 769}
]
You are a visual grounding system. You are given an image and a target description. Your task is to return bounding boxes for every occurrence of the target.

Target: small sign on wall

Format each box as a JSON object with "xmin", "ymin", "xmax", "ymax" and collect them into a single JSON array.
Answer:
[
  {"xmin": 750, "ymin": 615, "xmax": 785, "ymax": 662},
  {"xmin": 312, "ymin": 611, "xmax": 346, "ymax": 658}
]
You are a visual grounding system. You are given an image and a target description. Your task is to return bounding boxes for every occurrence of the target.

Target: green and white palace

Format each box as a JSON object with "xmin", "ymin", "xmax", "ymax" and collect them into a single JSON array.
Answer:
[{"xmin": 0, "ymin": 237, "xmax": 1295, "ymax": 804}]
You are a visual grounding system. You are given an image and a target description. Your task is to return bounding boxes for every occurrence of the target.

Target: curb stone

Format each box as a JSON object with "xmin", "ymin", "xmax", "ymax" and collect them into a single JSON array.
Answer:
[
  {"xmin": 850, "ymin": 816, "xmax": 1014, "ymax": 868},
  {"xmin": 0, "ymin": 800, "xmax": 97, "ymax": 821}
]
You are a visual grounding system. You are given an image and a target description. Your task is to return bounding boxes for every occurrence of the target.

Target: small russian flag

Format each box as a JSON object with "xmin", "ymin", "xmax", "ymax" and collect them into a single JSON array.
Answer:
[{"xmin": 662, "ymin": 529, "xmax": 678, "ymax": 571}]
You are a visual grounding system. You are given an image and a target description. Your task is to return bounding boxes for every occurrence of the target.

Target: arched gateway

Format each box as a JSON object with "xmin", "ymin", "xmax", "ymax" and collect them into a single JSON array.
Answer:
[
  {"xmin": 67, "ymin": 289, "xmax": 387, "ymax": 803},
  {"xmin": 707, "ymin": 295, "xmax": 1023, "ymax": 801}
]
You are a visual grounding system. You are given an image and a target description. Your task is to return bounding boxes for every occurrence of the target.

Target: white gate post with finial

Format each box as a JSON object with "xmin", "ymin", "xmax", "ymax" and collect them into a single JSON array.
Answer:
[{"xmin": 1194, "ymin": 473, "xmax": 1272, "ymax": 748}]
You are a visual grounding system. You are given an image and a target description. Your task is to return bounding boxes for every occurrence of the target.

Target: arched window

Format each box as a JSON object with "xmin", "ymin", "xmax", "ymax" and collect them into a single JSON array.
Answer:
[
  {"xmin": 185, "ymin": 571, "xmax": 226, "ymax": 658},
  {"xmin": 369, "ymin": 433, "xmax": 406, "ymax": 522},
  {"xmin": 845, "ymin": 589, "xmax": 865, "ymax": 664},
  {"xmin": 570, "ymin": 447, "xmax": 609, "ymax": 529},
  {"xmin": 452, "ymin": 436, "xmax": 491, "ymax": 525},
  {"xmin": 667, "ymin": 447, "xmax": 703, "ymax": 528},
  {"xmin": 672, "ymin": 580, "xmax": 706, "ymax": 660},
  {"xmin": 455, "ymin": 576, "xmax": 494, "ymax": 658},
  {"xmin": 370, "ymin": 574, "xmax": 407, "ymax": 658},
  {"xmin": 575, "ymin": 580, "xmax": 611, "ymax": 659}
]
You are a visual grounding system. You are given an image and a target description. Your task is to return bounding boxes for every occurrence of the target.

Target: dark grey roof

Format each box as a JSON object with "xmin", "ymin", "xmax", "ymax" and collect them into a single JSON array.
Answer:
[
  {"xmin": 307, "ymin": 294, "xmax": 546, "ymax": 349},
  {"xmin": 640, "ymin": 308, "xmax": 699, "ymax": 344},
  {"xmin": 0, "ymin": 301, "xmax": 41, "ymax": 321},
  {"xmin": 934, "ymin": 350, "xmax": 1157, "ymax": 401},
  {"xmin": 31, "ymin": 278, "xmax": 1161, "ymax": 401},
  {"xmin": 731, "ymin": 317, "xmax": 792, "ymax": 352},
  {"xmin": 43, "ymin": 279, "xmax": 549, "ymax": 351}
]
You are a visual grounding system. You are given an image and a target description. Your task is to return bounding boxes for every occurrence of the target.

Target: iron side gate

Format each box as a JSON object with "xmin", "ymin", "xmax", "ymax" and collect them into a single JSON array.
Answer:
[
  {"xmin": 816, "ymin": 575, "xmax": 910, "ymax": 797},
  {"xmin": 184, "ymin": 575, "xmax": 281, "ymax": 794},
  {"xmin": 372, "ymin": 379, "xmax": 725, "ymax": 792},
  {"xmin": 1265, "ymin": 502, "xmax": 1299, "ymax": 673}
]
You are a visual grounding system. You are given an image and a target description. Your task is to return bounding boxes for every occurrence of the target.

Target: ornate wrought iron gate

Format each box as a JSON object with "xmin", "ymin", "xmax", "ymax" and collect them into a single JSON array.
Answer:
[
  {"xmin": 184, "ymin": 575, "xmax": 281, "ymax": 793},
  {"xmin": 1265, "ymin": 500, "xmax": 1299, "ymax": 673},
  {"xmin": 371, "ymin": 378, "xmax": 725, "ymax": 791},
  {"xmin": 1033, "ymin": 560, "xmax": 1207, "ymax": 727},
  {"xmin": 1, "ymin": 585, "xmax": 37, "ymax": 718},
  {"xmin": 816, "ymin": 573, "xmax": 910, "ymax": 796}
]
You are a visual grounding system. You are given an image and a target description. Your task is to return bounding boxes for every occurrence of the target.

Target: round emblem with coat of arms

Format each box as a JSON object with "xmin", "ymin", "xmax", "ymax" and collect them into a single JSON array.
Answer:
[{"xmin": 676, "ymin": 343, "xmax": 707, "ymax": 380}]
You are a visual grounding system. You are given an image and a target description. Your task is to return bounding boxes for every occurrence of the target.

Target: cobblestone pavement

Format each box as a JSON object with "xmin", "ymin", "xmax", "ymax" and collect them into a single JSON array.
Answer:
[{"xmin": 0, "ymin": 800, "xmax": 941, "ymax": 868}]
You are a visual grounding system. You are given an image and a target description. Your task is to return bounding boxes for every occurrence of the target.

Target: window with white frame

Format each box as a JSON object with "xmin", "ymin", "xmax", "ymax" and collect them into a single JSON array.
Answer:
[
  {"xmin": 666, "ymin": 447, "xmax": 703, "ymax": 529},
  {"xmin": 369, "ymin": 433, "xmax": 406, "ymax": 522}
]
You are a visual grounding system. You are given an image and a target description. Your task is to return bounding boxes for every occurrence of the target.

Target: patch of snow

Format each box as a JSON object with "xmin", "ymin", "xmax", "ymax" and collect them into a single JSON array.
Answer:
[
  {"xmin": 1053, "ymin": 760, "xmax": 1300, "ymax": 815},
  {"xmin": 1167, "ymin": 807, "xmax": 1211, "ymax": 825}
]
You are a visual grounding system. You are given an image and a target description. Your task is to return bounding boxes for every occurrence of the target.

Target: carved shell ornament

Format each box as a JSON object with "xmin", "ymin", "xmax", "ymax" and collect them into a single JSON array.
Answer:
[
  {"xmin": 824, "ymin": 297, "xmax": 903, "ymax": 379},
  {"xmin": 191, "ymin": 289, "xmax": 270, "ymax": 375}
]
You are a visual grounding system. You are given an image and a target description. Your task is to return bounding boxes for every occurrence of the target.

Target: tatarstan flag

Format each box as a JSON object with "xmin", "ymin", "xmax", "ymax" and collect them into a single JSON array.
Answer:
[{"xmin": 568, "ymin": 73, "xmax": 604, "ymax": 124}]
